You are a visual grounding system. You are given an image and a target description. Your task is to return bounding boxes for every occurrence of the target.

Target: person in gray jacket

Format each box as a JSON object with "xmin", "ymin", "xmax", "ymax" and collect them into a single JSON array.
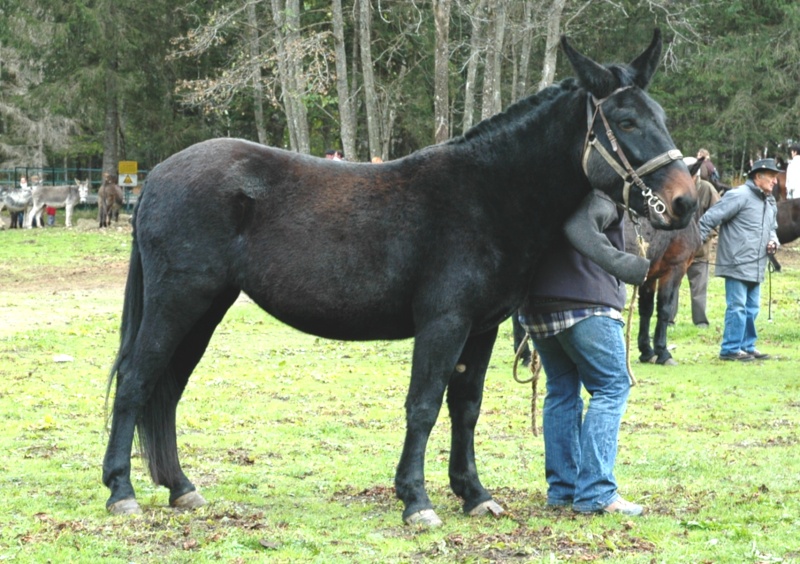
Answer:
[
  {"xmin": 519, "ymin": 189, "xmax": 649, "ymax": 516},
  {"xmin": 698, "ymin": 158, "xmax": 780, "ymax": 361}
]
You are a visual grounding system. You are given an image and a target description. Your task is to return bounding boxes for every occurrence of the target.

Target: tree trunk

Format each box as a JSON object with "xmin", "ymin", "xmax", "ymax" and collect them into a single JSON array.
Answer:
[
  {"xmin": 537, "ymin": 0, "xmax": 566, "ymax": 92},
  {"xmin": 433, "ymin": 0, "xmax": 452, "ymax": 143},
  {"xmin": 461, "ymin": 0, "xmax": 486, "ymax": 133},
  {"xmin": 331, "ymin": 0, "xmax": 357, "ymax": 159},
  {"xmin": 512, "ymin": 0, "xmax": 535, "ymax": 101},
  {"xmin": 481, "ymin": 0, "xmax": 506, "ymax": 120},
  {"xmin": 270, "ymin": 0, "xmax": 310, "ymax": 153},
  {"xmin": 101, "ymin": 74, "xmax": 119, "ymax": 177},
  {"xmin": 99, "ymin": 0, "xmax": 119, "ymax": 178},
  {"xmin": 359, "ymin": 0, "xmax": 381, "ymax": 160},
  {"xmin": 246, "ymin": 1, "xmax": 267, "ymax": 145}
]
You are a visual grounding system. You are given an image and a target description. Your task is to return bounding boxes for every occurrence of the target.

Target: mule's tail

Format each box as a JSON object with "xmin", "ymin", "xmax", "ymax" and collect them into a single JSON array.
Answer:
[{"xmin": 105, "ymin": 232, "xmax": 144, "ymax": 421}]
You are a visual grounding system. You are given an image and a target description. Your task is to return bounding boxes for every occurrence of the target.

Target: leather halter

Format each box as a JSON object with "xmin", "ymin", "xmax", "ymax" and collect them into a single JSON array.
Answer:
[{"xmin": 581, "ymin": 86, "xmax": 683, "ymax": 219}]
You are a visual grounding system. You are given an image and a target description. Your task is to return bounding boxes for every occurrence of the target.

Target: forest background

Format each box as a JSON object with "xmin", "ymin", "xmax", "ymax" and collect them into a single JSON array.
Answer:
[{"xmin": 1, "ymin": 0, "xmax": 799, "ymax": 180}]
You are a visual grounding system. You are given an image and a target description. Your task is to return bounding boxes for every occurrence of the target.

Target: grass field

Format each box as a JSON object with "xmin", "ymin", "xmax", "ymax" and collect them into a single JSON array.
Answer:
[{"xmin": 1, "ymin": 219, "xmax": 799, "ymax": 563}]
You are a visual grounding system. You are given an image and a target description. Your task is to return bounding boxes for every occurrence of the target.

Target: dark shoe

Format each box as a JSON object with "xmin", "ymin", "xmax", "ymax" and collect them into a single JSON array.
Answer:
[
  {"xmin": 745, "ymin": 349, "xmax": 770, "ymax": 359},
  {"xmin": 602, "ymin": 497, "xmax": 644, "ymax": 516},
  {"xmin": 719, "ymin": 351, "xmax": 754, "ymax": 361}
]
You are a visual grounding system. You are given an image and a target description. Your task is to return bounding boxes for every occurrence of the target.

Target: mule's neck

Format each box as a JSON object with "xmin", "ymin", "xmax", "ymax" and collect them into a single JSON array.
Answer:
[{"xmin": 457, "ymin": 87, "xmax": 594, "ymax": 237}]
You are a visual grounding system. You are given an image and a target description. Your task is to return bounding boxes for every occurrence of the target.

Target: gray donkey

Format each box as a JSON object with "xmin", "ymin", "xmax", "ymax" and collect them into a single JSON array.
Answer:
[
  {"xmin": 26, "ymin": 179, "xmax": 88, "ymax": 228},
  {"xmin": 0, "ymin": 185, "xmax": 33, "ymax": 229}
]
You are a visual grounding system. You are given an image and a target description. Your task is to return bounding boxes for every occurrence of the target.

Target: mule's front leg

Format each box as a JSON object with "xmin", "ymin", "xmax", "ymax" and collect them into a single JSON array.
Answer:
[
  {"xmin": 447, "ymin": 328, "xmax": 503, "ymax": 518},
  {"xmin": 395, "ymin": 323, "xmax": 471, "ymax": 526}
]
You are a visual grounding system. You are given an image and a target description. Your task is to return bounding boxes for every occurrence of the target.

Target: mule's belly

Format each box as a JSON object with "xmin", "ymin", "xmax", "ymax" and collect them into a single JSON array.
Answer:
[{"xmin": 241, "ymin": 277, "xmax": 418, "ymax": 341}]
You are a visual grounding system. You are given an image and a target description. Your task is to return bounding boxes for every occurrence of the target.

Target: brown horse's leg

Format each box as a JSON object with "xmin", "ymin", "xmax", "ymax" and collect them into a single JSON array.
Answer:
[
  {"xmin": 395, "ymin": 320, "xmax": 472, "ymax": 526},
  {"xmin": 653, "ymin": 272, "xmax": 683, "ymax": 365},
  {"xmin": 637, "ymin": 284, "xmax": 657, "ymax": 363},
  {"xmin": 446, "ymin": 327, "xmax": 503, "ymax": 517}
]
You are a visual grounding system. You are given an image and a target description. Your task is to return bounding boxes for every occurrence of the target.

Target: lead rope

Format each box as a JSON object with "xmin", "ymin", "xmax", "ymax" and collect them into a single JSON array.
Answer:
[
  {"xmin": 513, "ymin": 333, "xmax": 542, "ymax": 436},
  {"xmin": 625, "ymin": 224, "xmax": 650, "ymax": 387}
]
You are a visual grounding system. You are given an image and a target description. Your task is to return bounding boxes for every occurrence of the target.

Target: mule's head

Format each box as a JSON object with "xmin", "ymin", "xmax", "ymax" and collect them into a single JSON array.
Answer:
[
  {"xmin": 75, "ymin": 179, "xmax": 89, "ymax": 203},
  {"xmin": 562, "ymin": 29, "xmax": 697, "ymax": 230}
]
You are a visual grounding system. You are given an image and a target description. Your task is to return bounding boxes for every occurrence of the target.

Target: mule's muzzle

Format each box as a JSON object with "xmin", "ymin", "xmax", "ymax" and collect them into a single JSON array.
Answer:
[{"xmin": 647, "ymin": 167, "xmax": 698, "ymax": 230}]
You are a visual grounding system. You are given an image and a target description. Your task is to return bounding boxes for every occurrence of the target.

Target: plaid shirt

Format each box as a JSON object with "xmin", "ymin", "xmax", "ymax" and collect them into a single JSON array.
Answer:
[{"xmin": 520, "ymin": 306, "xmax": 622, "ymax": 339}]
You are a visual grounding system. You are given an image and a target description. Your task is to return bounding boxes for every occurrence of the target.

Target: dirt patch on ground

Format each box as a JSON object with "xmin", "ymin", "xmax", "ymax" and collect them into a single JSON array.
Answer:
[{"xmin": 0, "ymin": 226, "xmax": 131, "ymax": 338}]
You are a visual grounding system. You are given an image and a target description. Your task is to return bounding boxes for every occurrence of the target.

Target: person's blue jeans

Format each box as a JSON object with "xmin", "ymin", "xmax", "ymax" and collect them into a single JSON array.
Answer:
[
  {"xmin": 530, "ymin": 315, "xmax": 630, "ymax": 512},
  {"xmin": 721, "ymin": 277, "xmax": 760, "ymax": 356}
]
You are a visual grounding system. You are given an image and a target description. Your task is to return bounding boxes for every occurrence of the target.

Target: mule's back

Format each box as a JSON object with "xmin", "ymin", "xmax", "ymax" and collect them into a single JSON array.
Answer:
[{"xmin": 136, "ymin": 139, "xmax": 510, "ymax": 340}]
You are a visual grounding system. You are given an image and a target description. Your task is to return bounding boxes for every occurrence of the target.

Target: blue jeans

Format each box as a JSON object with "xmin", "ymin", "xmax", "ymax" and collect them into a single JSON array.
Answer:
[
  {"xmin": 530, "ymin": 315, "xmax": 630, "ymax": 512},
  {"xmin": 721, "ymin": 277, "xmax": 760, "ymax": 356}
]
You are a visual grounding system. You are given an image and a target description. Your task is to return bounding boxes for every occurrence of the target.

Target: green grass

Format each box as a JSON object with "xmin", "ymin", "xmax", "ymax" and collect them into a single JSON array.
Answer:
[{"xmin": 1, "ymin": 227, "xmax": 800, "ymax": 562}]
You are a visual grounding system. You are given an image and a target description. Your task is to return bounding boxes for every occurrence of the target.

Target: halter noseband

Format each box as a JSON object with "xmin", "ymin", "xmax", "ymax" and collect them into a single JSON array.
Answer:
[{"xmin": 581, "ymin": 86, "xmax": 682, "ymax": 219}]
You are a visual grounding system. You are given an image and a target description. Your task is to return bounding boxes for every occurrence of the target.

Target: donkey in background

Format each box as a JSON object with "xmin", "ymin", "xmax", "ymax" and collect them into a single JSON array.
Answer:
[
  {"xmin": 0, "ymin": 184, "xmax": 33, "ymax": 229},
  {"xmin": 98, "ymin": 173, "xmax": 124, "ymax": 228},
  {"xmin": 25, "ymin": 179, "xmax": 88, "ymax": 228}
]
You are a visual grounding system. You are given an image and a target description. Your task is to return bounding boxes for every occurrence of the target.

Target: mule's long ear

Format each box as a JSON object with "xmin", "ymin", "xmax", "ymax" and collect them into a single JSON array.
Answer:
[
  {"xmin": 629, "ymin": 28, "xmax": 662, "ymax": 90},
  {"xmin": 561, "ymin": 34, "xmax": 616, "ymax": 98}
]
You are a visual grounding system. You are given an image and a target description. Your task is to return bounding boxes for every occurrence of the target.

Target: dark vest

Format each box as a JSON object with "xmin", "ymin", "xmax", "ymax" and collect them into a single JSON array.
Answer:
[{"xmin": 523, "ymin": 208, "xmax": 627, "ymax": 314}]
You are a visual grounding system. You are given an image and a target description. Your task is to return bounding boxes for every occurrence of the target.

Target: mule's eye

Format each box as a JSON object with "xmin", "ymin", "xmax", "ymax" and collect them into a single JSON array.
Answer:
[{"xmin": 618, "ymin": 119, "xmax": 636, "ymax": 132}]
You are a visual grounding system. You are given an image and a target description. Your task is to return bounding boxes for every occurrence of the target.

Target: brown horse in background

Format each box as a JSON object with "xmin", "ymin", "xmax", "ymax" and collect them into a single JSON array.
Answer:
[
  {"xmin": 98, "ymin": 174, "xmax": 124, "ymax": 228},
  {"xmin": 774, "ymin": 171, "xmax": 787, "ymax": 201},
  {"xmin": 777, "ymin": 198, "xmax": 800, "ymax": 244}
]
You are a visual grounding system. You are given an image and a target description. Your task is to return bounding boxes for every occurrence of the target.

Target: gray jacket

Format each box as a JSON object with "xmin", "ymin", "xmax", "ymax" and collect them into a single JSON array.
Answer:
[{"xmin": 698, "ymin": 180, "xmax": 778, "ymax": 283}]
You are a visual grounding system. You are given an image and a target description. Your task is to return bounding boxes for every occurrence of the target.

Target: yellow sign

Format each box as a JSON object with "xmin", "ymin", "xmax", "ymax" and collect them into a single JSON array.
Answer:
[
  {"xmin": 120, "ymin": 174, "xmax": 138, "ymax": 187},
  {"xmin": 118, "ymin": 161, "xmax": 138, "ymax": 175}
]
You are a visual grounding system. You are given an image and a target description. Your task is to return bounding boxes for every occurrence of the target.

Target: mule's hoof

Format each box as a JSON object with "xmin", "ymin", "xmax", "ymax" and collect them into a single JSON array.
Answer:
[
  {"xmin": 107, "ymin": 498, "xmax": 143, "ymax": 515},
  {"xmin": 404, "ymin": 509, "xmax": 443, "ymax": 527},
  {"xmin": 468, "ymin": 499, "xmax": 505, "ymax": 517},
  {"xmin": 660, "ymin": 358, "xmax": 678, "ymax": 366},
  {"xmin": 170, "ymin": 490, "xmax": 207, "ymax": 510},
  {"xmin": 642, "ymin": 356, "xmax": 657, "ymax": 364}
]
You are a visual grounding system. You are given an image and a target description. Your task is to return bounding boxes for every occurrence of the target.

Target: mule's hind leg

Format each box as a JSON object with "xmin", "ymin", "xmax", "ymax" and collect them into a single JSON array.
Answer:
[
  {"xmin": 446, "ymin": 327, "xmax": 503, "ymax": 518},
  {"xmin": 104, "ymin": 286, "xmax": 239, "ymax": 514},
  {"xmin": 142, "ymin": 286, "xmax": 241, "ymax": 508}
]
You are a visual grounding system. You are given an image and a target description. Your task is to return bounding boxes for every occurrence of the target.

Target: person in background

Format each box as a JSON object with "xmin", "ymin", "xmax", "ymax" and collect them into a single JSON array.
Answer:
[
  {"xmin": 672, "ymin": 157, "xmax": 720, "ymax": 328},
  {"xmin": 518, "ymin": 189, "xmax": 649, "ymax": 517},
  {"xmin": 325, "ymin": 149, "xmax": 344, "ymax": 161},
  {"xmin": 371, "ymin": 156, "xmax": 383, "ymax": 164},
  {"xmin": 13, "ymin": 176, "xmax": 29, "ymax": 228},
  {"xmin": 696, "ymin": 148, "xmax": 719, "ymax": 185},
  {"xmin": 46, "ymin": 206, "xmax": 57, "ymax": 226},
  {"xmin": 785, "ymin": 144, "xmax": 800, "ymax": 199},
  {"xmin": 698, "ymin": 158, "xmax": 780, "ymax": 361}
]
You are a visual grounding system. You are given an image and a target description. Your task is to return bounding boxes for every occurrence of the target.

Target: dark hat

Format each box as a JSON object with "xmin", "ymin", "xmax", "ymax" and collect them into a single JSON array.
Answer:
[{"xmin": 748, "ymin": 158, "xmax": 781, "ymax": 176}]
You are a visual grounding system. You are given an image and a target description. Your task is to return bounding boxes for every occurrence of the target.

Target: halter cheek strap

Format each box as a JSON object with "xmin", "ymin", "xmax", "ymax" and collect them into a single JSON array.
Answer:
[{"xmin": 582, "ymin": 89, "xmax": 683, "ymax": 219}]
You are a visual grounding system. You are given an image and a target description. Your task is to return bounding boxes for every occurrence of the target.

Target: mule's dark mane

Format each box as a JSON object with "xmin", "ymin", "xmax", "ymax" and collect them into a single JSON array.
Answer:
[
  {"xmin": 448, "ymin": 60, "xmax": 641, "ymax": 148},
  {"xmin": 448, "ymin": 79, "xmax": 581, "ymax": 146}
]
